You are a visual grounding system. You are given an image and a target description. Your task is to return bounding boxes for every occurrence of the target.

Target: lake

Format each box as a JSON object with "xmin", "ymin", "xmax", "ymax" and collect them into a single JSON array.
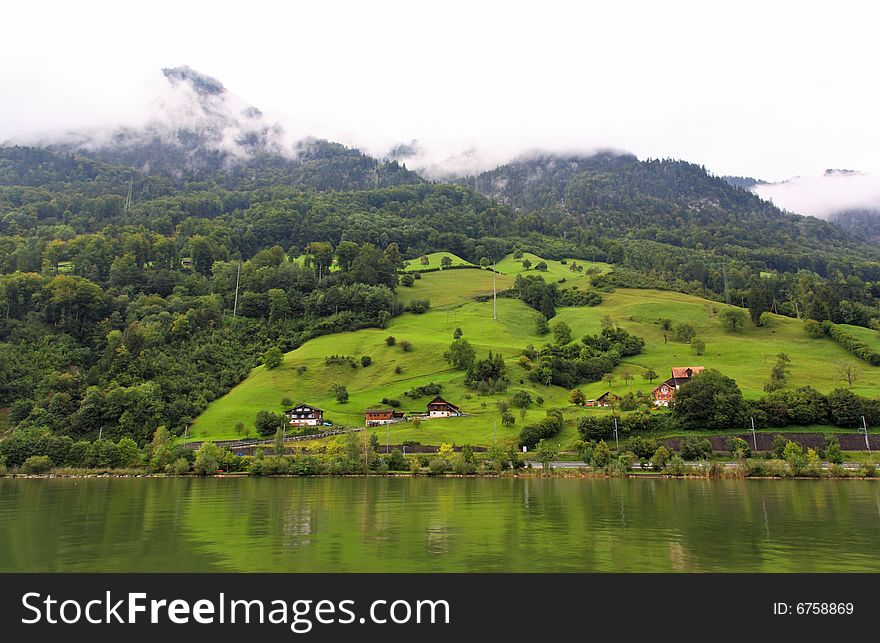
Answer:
[{"xmin": 1, "ymin": 477, "xmax": 877, "ymax": 572}]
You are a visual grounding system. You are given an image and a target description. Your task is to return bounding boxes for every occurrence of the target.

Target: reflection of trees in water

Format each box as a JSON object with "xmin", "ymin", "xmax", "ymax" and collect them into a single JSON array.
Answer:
[{"xmin": 4, "ymin": 478, "xmax": 880, "ymax": 572}]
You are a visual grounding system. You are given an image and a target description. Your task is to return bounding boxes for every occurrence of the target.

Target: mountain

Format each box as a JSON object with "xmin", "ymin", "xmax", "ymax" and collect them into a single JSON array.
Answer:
[
  {"xmin": 45, "ymin": 65, "xmax": 422, "ymax": 190},
  {"xmin": 721, "ymin": 175, "xmax": 768, "ymax": 190},
  {"xmin": 467, "ymin": 152, "xmax": 868, "ymax": 259},
  {"xmin": 829, "ymin": 209, "xmax": 880, "ymax": 243}
]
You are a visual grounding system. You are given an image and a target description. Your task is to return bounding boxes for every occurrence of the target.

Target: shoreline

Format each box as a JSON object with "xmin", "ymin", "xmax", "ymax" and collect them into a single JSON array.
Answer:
[{"xmin": 2, "ymin": 469, "xmax": 878, "ymax": 481}]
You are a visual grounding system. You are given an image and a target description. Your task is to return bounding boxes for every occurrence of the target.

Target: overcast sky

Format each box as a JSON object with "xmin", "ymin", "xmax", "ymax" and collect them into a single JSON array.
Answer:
[{"xmin": 2, "ymin": 0, "xmax": 879, "ymax": 209}]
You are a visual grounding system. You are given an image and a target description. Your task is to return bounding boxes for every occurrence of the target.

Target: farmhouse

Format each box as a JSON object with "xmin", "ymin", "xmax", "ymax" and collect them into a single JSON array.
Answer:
[
  {"xmin": 364, "ymin": 408, "xmax": 405, "ymax": 426},
  {"xmin": 426, "ymin": 396, "xmax": 461, "ymax": 418},
  {"xmin": 284, "ymin": 403, "xmax": 324, "ymax": 426},
  {"xmin": 652, "ymin": 366, "xmax": 704, "ymax": 407},
  {"xmin": 590, "ymin": 392, "xmax": 616, "ymax": 407}
]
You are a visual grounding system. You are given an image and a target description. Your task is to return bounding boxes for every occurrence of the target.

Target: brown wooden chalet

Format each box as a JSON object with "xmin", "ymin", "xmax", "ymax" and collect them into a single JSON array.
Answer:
[
  {"xmin": 653, "ymin": 367, "xmax": 704, "ymax": 407},
  {"xmin": 593, "ymin": 391, "xmax": 617, "ymax": 407},
  {"xmin": 426, "ymin": 396, "xmax": 461, "ymax": 418},
  {"xmin": 284, "ymin": 403, "xmax": 323, "ymax": 426},
  {"xmin": 364, "ymin": 408, "xmax": 405, "ymax": 426}
]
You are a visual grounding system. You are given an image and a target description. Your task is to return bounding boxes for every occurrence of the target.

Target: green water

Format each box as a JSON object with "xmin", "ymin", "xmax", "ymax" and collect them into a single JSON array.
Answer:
[{"xmin": 1, "ymin": 477, "xmax": 878, "ymax": 572}]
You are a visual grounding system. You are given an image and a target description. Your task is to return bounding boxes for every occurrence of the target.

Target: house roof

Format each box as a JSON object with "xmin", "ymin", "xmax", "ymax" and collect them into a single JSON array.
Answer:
[
  {"xmin": 653, "ymin": 378, "xmax": 677, "ymax": 394},
  {"xmin": 427, "ymin": 395, "xmax": 459, "ymax": 410},
  {"xmin": 671, "ymin": 366, "xmax": 704, "ymax": 379},
  {"xmin": 285, "ymin": 404, "xmax": 323, "ymax": 414},
  {"xmin": 596, "ymin": 391, "xmax": 614, "ymax": 401},
  {"xmin": 365, "ymin": 408, "xmax": 395, "ymax": 414}
]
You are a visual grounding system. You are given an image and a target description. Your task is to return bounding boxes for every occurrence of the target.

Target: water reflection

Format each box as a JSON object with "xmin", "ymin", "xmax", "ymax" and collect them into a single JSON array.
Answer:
[{"xmin": 0, "ymin": 478, "xmax": 877, "ymax": 572}]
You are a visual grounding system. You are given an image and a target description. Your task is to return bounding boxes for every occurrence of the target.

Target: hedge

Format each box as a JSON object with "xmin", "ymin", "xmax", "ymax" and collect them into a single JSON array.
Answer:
[{"xmin": 828, "ymin": 324, "xmax": 880, "ymax": 366}]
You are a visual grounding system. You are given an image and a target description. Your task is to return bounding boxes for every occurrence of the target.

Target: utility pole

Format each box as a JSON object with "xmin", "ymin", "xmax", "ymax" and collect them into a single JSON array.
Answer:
[
  {"xmin": 860, "ymin": 416, "xmax": 871, "ymax": 451},
  {"xmin": 722, "ymin": 264, "xmax": 731, "ymax": 305},
  {"xmin": 232, "ymin": 261, "xmax": 241, "ymax": 317},
  {"xmin": 750, "ymin": 416, "xmax": 758, "ymax": 452},
  {"xmin": 124, "ymin": 177, "xmax": 133, "ymax": 215},
  {"xmin": 493, "ymin": 263, "xmax": 497, "ymax": 321}
]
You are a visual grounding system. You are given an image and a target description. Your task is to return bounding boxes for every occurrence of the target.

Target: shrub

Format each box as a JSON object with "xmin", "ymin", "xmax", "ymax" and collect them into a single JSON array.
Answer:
[
  {"xmin": 168, "ymin": 458, "xmax": 190, "ymax": 475},
  {"xmin": 22, "ymin": 455, "xmax": 53, "ymax": 474},
  {"xmin": 666, "ymin": 455, "xmax": 687, "ymax": 476},
  {"xmin": 400, "ymin": 274, "xmax": 415, "ymax": 287},
  {"xmin": 518, "ymin": 414, "xmax": 563, "ymax": 448},
  {"xmin": 803, "ymin": 319, "xmax": 825, "ymax": 338},
  {"xmin": 381, "ymin": 397, "xmax": 401, "ymax": 408},
  {"xmin": 828, "ymin": 324, "xmax": 880, "ymax": 365},
  {"xmin": 511, "ymin": 390, "xmax": 533, "ymax": 408},
  {"xmin": 578, "ymin": 415, "xmax": 616, "ymax": 441},
  {"xmin": 652, "ymin": 445, "xmax": 670, "ymax": 470},
  {"xmin": 386, "ymin": 449, "xmax": 408, "ymax": 471},
  {"xmin": 385, "ymin": 336, "xmax": 396, "ymax": 346},
  {"xmin": 255, "ymin": 410, "xmax": 285, "ymax": 437},
  {"xmin": 399, "ymin": 340, "xmax": 413, "ymax": 352},
  {"xmin": 263, "ymin": 346, "xmax": 284, "ymax": 369},
  {"xmin": 360, "ymin": 355, "xmax": 372, "ymax": 367},
  {"xmin": 428, "ymin": 458, "xmax": 448, "ymax": 475},
  {"xmin": 281, "ymin": 397, "xmax": 292, "ymax": 407},
  {"xmin": 824, "ymin": 437, "xmax": 844, "ymax": 465},
  {"xmin": 194, "ymin": 442, "xmax": 224, "ymax": 475},
  {"xmin": 726, "ymin": 436, "xmax": 751, "ymax": 459},
  {"xmin": 406, "ymin": 299, "xmax": 430, "ymax": 314},
  {"xmin": 679, "ymin": 436, "xmax": 713, "ymax": 460},
  {"xmin": 404, "ymin": 382, "xmax": 442, "ymax": 398},
  {"xmin": 590, "ymin": 440, "xmax": 613, "ymax": 468}
]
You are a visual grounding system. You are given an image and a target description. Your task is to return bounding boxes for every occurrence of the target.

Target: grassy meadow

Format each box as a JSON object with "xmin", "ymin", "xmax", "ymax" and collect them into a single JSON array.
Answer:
[{"xmin": 192, "ymin": 256, "xmax": 880, "ymax": 449}]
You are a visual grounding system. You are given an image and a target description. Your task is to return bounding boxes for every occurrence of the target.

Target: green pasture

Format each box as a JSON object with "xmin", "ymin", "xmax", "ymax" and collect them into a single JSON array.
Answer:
[{"xmin": 193, "ymin": 258, "xmax": 880, "ymax": 448}]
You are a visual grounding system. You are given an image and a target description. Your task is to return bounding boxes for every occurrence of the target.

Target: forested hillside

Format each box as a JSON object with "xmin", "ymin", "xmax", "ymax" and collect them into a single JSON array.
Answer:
[{"xmin": 4, "ymin": 137, "xmax": 880, "ymax": 447}]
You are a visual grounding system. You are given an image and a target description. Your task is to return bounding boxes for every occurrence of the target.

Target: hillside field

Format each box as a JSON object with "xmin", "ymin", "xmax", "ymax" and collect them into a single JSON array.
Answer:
[{"xmin": 192, "ymin": 259, "xmax": 880, "ymax": 448}]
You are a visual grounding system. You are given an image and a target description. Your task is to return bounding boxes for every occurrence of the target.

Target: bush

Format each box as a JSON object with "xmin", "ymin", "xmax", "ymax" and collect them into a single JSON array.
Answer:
[
  {"xmin": 404, "ymin": 382, "xmax": 442, "ymax": 398},
  {"xmin": 406, "ymin": 299, "xmax": 430, "ymax": 314},
  {"xmin": 360, "ymin": 355, "xmax": 372, "ymax": 368},
  {"xmin": 22, "ymin": 455, "xmax": 53, "ymax": 474},
  {"xmin": 726, "ymin": 436, "xmax": 751, "ymax": 459},
  {"xmin": 518, "ymin": 414, "xmax": 564, "ymax": 448},
  {"xmin": 281, "ymin": 397, "xmax": 293, "ymax": 407},
  {"xmin": 825, "ymin": 437, "xmax": 844, "ymax": 465},
  {"xmin": 578, "ymin": 415, "xmax": 616, "ymax": 441},
  {"xmin": 385, "ymin": 336, "xmax": 396, "ymax": 346},
  {"xmin": 652, "ymin": 445, "xmax": 670, "ymax": 470},
  {"xmin": 168, "ymin": 457, "xmax": 190, "ymax": 475},
  {"xmin": 511, "ymin": 390, "xmax": 533, "ymax": 408},
  {"xmin": 803, "ymin": 319, "xmax": 825, "ymax": 338},
  {"xmin": 428, "ymin": 458, "xmax": 448, "ymax": 475},
  {"xmin": 386, "ymin": 449, "xmax": 408, "ymax": 471},
  {"xmin": 380, "ymin": 397, "xmax": 401, "ymax": 407},
  {"xmin": 399, "ymin": 340, "xmax": 413, "ymax": 352},
  {"xmin": 255, "ymin": 410, "xmax": 285, "ymax": 437},
  {"xmin": 666, "ymin": 455, "xmax": 687, "ymax": 476},
  {"xmin": 263, "ymin": 346, "xmax": 284, "ymax": 369},
  {"xmin": 194, "ymin": 442, "xmax": 225, "ymax": 475},
  {"xmin": 400, "ymin": 274, "xmax": 415, "ymax": 287},
  {"xmin": 679, "ymin": 436, "xmax": 713, "ymax": 460},
  {"xmin": 828, "ymin": 324, "xmax": 880, "ymax": 365}
]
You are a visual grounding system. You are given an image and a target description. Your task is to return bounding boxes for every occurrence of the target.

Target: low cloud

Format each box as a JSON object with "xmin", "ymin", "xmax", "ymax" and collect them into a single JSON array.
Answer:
[
  {"xmin": 754, "ymin": 171, "xmax": 880, "ymax": 219},
  {"xmin": 6, "ymin": 65, "xmax": 636, "ymax": 179}
]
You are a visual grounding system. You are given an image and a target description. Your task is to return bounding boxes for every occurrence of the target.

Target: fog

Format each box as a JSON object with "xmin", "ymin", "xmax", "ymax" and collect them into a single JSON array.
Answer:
[
  {"xmin": 2, "ymin": 0, "xmax": 880, "ymax": 187},
  {"xmin": 754, "ymin": 172, "xmax": 880, "ymax": 219}
]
